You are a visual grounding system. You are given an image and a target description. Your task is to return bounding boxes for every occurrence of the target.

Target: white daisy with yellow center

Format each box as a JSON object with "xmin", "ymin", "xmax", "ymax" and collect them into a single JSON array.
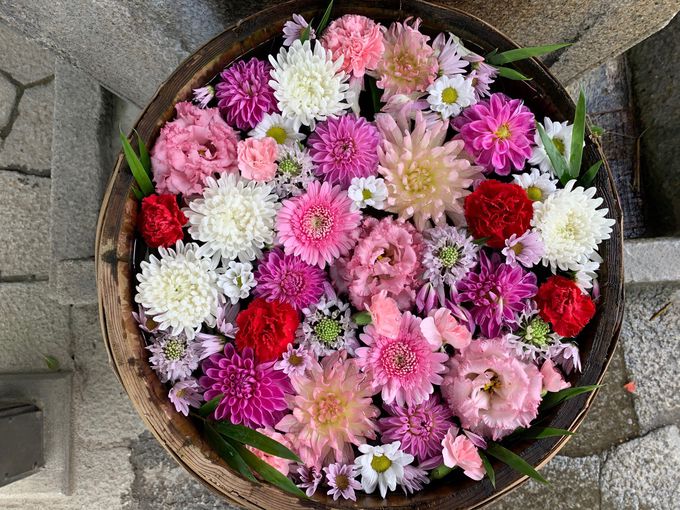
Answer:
[
  {"xmin": 426, "ymin": 74, "xmax": 476, "ymax": 119},
  {"xmin": 248, "ymin": 112, "xmax": 305, "ymax": 146}
]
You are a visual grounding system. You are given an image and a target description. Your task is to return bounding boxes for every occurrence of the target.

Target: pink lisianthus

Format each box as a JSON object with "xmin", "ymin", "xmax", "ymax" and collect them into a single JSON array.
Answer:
[
  {"xmin": 237, "ymin": 137, "xmax": 278, "ymax": 182},
  {"xmin": 151, "ymin": 101, "xmax": 238, "ymax": 196},
  {"xmin": 540, "ymin": 359, "xmax": 571, "ymax": 393},
  {"xmin": 441, "ymin": 338, "xmax": 543, "ymax": 440},
  {"xmin": 441, "ymin": 426, "xmax": 485, "ymax": 481},
  {"xmin": 420, "ymin": 307, "xmax": 472, "ymax": 351},
  {"xmin": 366, "ymin": 291, "xmax": 401, "ymax": 340},
  {"xmin": 247, "ymin": 427, "xmax": 294, "ymax": 476}
]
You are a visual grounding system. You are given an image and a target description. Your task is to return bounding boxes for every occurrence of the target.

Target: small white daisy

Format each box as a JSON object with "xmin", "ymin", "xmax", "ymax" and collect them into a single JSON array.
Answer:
[
  {"xmin": 355, "ymin": 441, "xmax": 414, "ymax": 498},
  {"xmin": 347, "ymin": 176, "xmax": 388, "ymax": 210},
  {"xmin": 218, "ymin": 261, "xmax": 256, "ymax": 304},
  {"xmin": 248, "ymin": 112, "xmax": 305, "ymax": 146},
  {"xmin": 513, "ymin": 167, "xmax": 558, "ymax": 202},
  {"xmin": 529, "ymin": 117, "xmax": 578, "ymax": 174},
  {"xmin": 426, "ymin": 74, "xmax": 476, "ymax": 119}
]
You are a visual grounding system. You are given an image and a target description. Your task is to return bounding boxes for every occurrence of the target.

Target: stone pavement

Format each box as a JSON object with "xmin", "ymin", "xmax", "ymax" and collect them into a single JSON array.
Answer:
[{"xmin": 0, "ymin": 10, "xmax": 679, "ymax": 510}]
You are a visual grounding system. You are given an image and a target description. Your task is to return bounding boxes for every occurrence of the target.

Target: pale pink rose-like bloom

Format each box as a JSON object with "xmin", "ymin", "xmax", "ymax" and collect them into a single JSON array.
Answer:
[
  {"xmin": 247, "ymin": 427, "xmax": 293, "ymax": 476},
  {"xmin": 540, "ymin": 359, "xmax": 571, "ymax": 393},
  {"xmin": 441, "ymin": 426, "xmax": 485, "ymax": 481},
  {"xmin": 441, "ymin": 338, "xmax": 543, "ymax": 440},
  {"xmin": 151, "ymin": 101, "xmax": 238, "ymax": 196},
  {"xmin": 366, "ymin": 290, "xmax": 401, "ymax": 340},
  {"xmin": 237, "ymin": 137, "xmax": 278, "ymax": 182},
  {"xmin": 420, "ymin": 307, "xmax": 472, "ymax": 351}
]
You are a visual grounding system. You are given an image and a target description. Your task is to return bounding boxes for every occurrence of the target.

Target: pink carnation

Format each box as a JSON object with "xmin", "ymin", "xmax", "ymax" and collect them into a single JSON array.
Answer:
[
  {"xmin": 441, "ymin": 338, "xmax": 543, "ymax": 440},
  {"xmin": 237, "ymin": 137, "xmax": 278, "ymax": 182},
  {"xmin": 540, "ymin": 359, "xmax": 571, "ymax": 393},
  {"xmin": 366, "ymin": 291, "xmax": 401, "ymax": 340},
  {"xmin": 151, "ymin": 101, "xmax": 238, "ymax": 196},
  {"xmin": 441, "ymin": 426, "xmax": 485, "ymax": 481},
  {"xmin": 420, "ymin": 307, "xmax": 472, "ymax": 351},
  {"xmin": 248, "ymin": 427, "xmax": 293, "ymax": 476},
  {"xmin": 321, "ymin": 15, "xmax": 384, "ymax": 81}
]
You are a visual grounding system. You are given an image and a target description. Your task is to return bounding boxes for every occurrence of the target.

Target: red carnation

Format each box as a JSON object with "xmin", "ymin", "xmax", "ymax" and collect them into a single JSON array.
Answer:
[
  {"xmin": 138, "ymin": 194, "xmax": 187, "ymax": 248},
  {"xmin": 464, "ymin": 180, "xmax": 534, "ymax": 248},
  {"xmin": 535, "ymin": 275, "xmax": 596, "ymax": 337},
  {"xmin": 235, "ymin": 298, "xmax": 299, "ymax": 362}
]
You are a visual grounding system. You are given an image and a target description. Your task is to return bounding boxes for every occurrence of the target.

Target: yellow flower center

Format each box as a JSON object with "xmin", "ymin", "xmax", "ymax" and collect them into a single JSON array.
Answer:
[
  {"xmin": 527, "ymin": 186, "xmax": 543, "ymax": 201},
  {"xmin": 441, "ymin": 86, "xmax": 459, "ymax": 105},
  {"xmin": 405, "ymin": 165, "xmax": 433, "ymax": 194},
  {"xmin": 370, "ymin": 454, "xmax": 393, "ymax": 473},
  {"xmin": 553, "ymin": 136, "xmax": 566, "ymax": 155},
  {"xmin": 494, "ymin": 123, "xmax": 512, "ymax": 140},
  {"xmin": 362, "ymin": 188, "xmax": 373, "ymax": 200},
  {"xmin": 483, "ymin": 374, "xmax": 501, "ymax": 393},
  {"xmin": 335, "ymin": 474, "xmax": 350, "ymax": 490},
  {"xmin": 288, "ymin": 353, "xmax": 302, "ymax": 366},
  {"xmin": 266, "ymin": 126, "xmax": 287, "ymax": 144},
  {"xmin": 511, "ymin": 242, "xmax": 524, "ymax": 256}
]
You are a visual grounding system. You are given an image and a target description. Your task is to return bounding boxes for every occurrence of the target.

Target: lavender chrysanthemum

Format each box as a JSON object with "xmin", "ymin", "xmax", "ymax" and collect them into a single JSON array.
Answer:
[
  {"xmin": 423, "ymin": 226, "xmax": 479, "ymax": 291},
  {"xmin": 457, "ymin": 252, "xmax": 538, "ymax": 338},
  {"xmin": 168, "ymin": 377, "xmax": 203, "ymax": 416},
  {"xmin": 400, "ymin": 465, "xmax": 430, "ymax": 495},
  {"xmin": 299, "ymin": 296, "xmax": 358, "ymax": 356},
  {"xmin": 548, "ymin": 341, "xmax": 582, "ymax": 374},
  {"xmin": 147, "ymin": 334, "xmax": 202, "ymax": 383},
  {"xmin": 254, "ymin": 249, "xmax": 327, "ymax": 310},
  {"xmin": 308, "ymin": 114, "xmax": 380, "ymax": 187},
  {"xmin": 297, "ymin": 465, "xmax": 323, "ymax": 497},
  {"xmin": 216, "ymin": 58, "xmax": 278, "ymax": 130},
  {"xmin": 502, "ymin": 231, "xmax": 544, "ymax": 268},
  {"xmin": 199, "ymin": 344, "xmax": 291, "ymax": 428},
  {"xmin": 506, "ymin": 306, "xmax": 561, "ymax": 361},
  {"xmin": 324, "ymin": 463, "xmax": 362, "ymax": 501},
  {"xmin": 272, "ymin": 143, "xmax": 315, "ymax": 198},
  {"xmin": 464, "ymin": 53, "xmax": 498, "ymax": 100},
  {"xmin": 274, "ymin": 344, "xmax": 314, "ymax": 377}
]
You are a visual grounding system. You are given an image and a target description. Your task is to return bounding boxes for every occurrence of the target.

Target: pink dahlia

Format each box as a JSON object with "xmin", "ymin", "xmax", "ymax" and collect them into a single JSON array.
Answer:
[
  {"xmin": 441, "ymin": 338, "xmax": 543, "ymax": 440},
  {"xmin": 379, "ymin": 395, "xmax": 454, "ymax": 469},
  {"xmin": 457, "ymin": 252, "xmax": 538, "ymax": 338},
  {"xmin": 307, "ymin": 114, "xmax": 380, "ymax": 187},
  {"xmin": 334, "ymin": 216, "xmax": 424, "ymax": 310},
  {"xmin": 356, "ymin": 312, "xmax": 449, "ymax": 407},
  {"xmin": 277, "ymin": 351, "xmax": 379, "ymax": 469},
  {"xmin": 376, "ymin": 18, "xmax": 438, "ymax": 99},
  {"xmin": 253, "ymin": 249, "xmax": 327, "ymax": 310},
  {"xmin": 276, "ymin": 180, "xmax": 361, "ymax": 268},
  {"xmin": 151, "ymin": 101, "xmax": 238, "ymax": 196},
  {"xmin": 453, "ymin": 93, "xmax": 535, "ymax": 176},
  {"xmin": 199, "ymin": 343, "xmax": 291, "ymax": 428},
  {"xmin": 216, "ymin": 58, "xmax": 278, "ymax": 130},
  {"xmin": 321, "ymin": 15, "xmax": 384, "ymax": 82}
]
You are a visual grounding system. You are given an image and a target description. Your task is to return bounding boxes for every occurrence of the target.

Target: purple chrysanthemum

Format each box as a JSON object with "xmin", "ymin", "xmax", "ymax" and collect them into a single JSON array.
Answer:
[
  {"xmin": 324, "ymin": 463, "xmax": 362, "ymax": 501},
  {"xmin": 308, "ymin": 114, "xmax": 380, "ymax": 187},
  {"xmin": 168, "ymin": 377, "xmax": 203, "ymax": 416},
  {"xmin": 464, "ymin": 53, "xmax": 498, "ymax": 99},
  {"xmin": 274, "ymin": 344, "xmax": 314, "ymax": 377},
  {"xmin": 199, "ymin": 343, "xmax": 291, "ymax": 428},
  {"xmin": 379, "ymin": 395, "xmax": 454, "ymax": 469},
  {"xmin": 215, "ymin": 298, "xmax": 239, "ymax": 338},
  {"xmin": 457, "ymin": 251, "xmax": 538, "ymax": 338},
  {"xmin": 400, "ymin": 465, "xmax": 430, "ymax": 495},
  {"xmin": 422, "ymin": 225, "xmax": 479, "ymax": 290},
  {"xmin": 297, "ymin": 465, "xmax": 323, "ymax": 497},
  {"xmin": 147, "ymin": 334, "xmax": 201, "ymax": 383},
  {"xmin": 216, "ymin": 58, "xmax": 278, "ymax": 130},
  {"xmin": 548, "ymin": 341, "xmax": 582, "ymax": 374},
  {"xmin": 502, "ymin": 231, "xmax": 544, "ymax": 268}
]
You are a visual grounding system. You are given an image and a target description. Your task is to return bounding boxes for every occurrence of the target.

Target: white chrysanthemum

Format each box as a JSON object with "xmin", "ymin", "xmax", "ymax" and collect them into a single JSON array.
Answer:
[
  {"xmin": 532, "ymin": 180, "xmax": 615, "ymax": 271},
  {"xmin": 513, "ymin": 167, "xmax": 558, "ymax": 203},
  {"xmin": 184, "ymin": 174, "xmax": 278, "ymax": 262},
  {"xmin": 218, "ymin": 261, "xmax": 256, "ymax": 304},
  {"xmin": 347, "ymin": 176, "xmax": 388, "ymax": 210},
  {"xmin": 135, "ymin": 241, "xmax": 221, "ymax": 339},
  {"xmin": 269, "ymin": 39, "xmax": 350, "ymax": 130},
  {"xmin": 355, "ymin": 441, "xmax": 414, "ymax": 498},
  {"xmin": 573, "ymin": 251, "xmax": 603, "ymax": 291},
  {"xmin": 248, "ymin": 112, "xmax": 305, "ymax": 146},
  {"xmin": 426, "ymin": 74, "xmax": 476, "ymax": 119},
  {"xmin": 529, "ymin": 117, "xmax": 577, "ymax": 174}
]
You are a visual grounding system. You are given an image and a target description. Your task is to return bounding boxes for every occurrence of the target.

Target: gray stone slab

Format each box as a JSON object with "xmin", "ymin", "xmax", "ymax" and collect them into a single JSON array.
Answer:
[
  {"xmin": 489, "ymin": 455, "xmax": 601, "ymax": 510},
  {"xmin": 0, "ymin": 20, "xmax": 53, "ymax": 85},
  {"xmin": 601, "ymin": 425, "xmax": 680, "ymax": 510},
  {"xmin": 50, "ymin": 259, "xmax": 96, "ymax": 305},
  {"xmin": 0, "ymin": 372, "xmax": 72, "ymax": 498},
  {"xmin": 0, "ymin": 73, "xmax": 16, "ymax": 130},
  {"xmin": 624, "ymin": 237, "xmax": 680, "ymax": 285},
  {"xmin": 0, "ymin": 171, "xmax": 51, "ymax": 278},
  {"xmin": 620, "ymin": 284, "xmax": 680, "ymax": 433}
]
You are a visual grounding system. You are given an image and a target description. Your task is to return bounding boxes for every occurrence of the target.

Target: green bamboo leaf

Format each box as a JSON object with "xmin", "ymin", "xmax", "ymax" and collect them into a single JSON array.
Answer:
[
  {"xmin": 569, "ymin": 89, "xmax": 587, "ymax": 180},
  {"xmin": 199, "ymin": 395, "xmax": 222, "ymax": 417},
  {"xmin": 494, "ymin": 66, "xmax": 532, "ymax": 81},
  {"xmin": 352, "ymin": 311, "xmax": 372, "ymax": 326},
  {"xmin": 539, "ymin": 384, "xmax": 599, "ymax": 412},
  {"xmin": 507, "ymin": 427, "xmax": 574, "ymax": 442},
  {"xmin": 473, "ymin": 237, "xmax": 490, "ymax": 246},
  {"xmin": 315, "ymin": 0, "xmax": 334, "ymax": 35},
  {"xmin": 479, "ymin": 452, "xmax": 495, "ymax": 488},
  {"xmin": 131, "ymin": 184, "xmax": 144, "ymax": 200},
  {"xmin": 537, "ymin": 122, "xmax": 570, "ymax": 185},
  {"xmin": 205, "ymin": 425, "xmax": 258, "ymax": 482},
  {"xmin": 485, "ymin": 443, "xmax": 548, "ymax": 485},
  {"xmin": 579, "ymin": 160, "xmax": 603, "ymax": 187},
  {"xmin": 42, "ymin": 354, "xmax": 60, "ymax": 371},
  {"xmin": 487, "ymin": 43, "xmax": 571, "ymax": 65},
  {"xmin": 120, "ymin": 131, "xmax": 154, "ymax": 196},
  {"xmin": 134, "ymin": 130, "xmax": 151, "ymax": 174},
  {"xmin": 299, "ymin": 21, "xmax": 312, "ymax": 43},
  {"xmin": 429, "ymin": 464, "xmax": 453, "ymax": 480},
  {"xmin": 213, "ymin": 423, "xmax": 300, "ymax": 462},
  {"xmin": 234, "ymin": 443, "xmax": 307, "ymax": 498}
]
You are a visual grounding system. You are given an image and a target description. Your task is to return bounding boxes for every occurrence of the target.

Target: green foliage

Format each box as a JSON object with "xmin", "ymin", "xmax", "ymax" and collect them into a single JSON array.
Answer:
[
  {"xmin": 539, "ymin": 384, "xmax": 600, "ymax": 412},
  {"xmin": 485, "ymin": 442, "xmax": 548, "ymax": 485},
  {"xmin": 316, "ymin": 0, "xmax": 334, "ymax": 34},
  {"xmin": 494, "ymin": 66, "xmax": 531, "ymax": 81},
  {"xmin": 486, "ymin": 43, "xmax": 571, "ymax": 65},
  {"xmin": 480, "ymin": 452, "xmax": 496, "ymax": 488},
  {"xmin": 212, "ymin": 422, "xmax": 300, "ymax": 462},
  {"xmin": 120, "ymin": 130, "xmax": 154, "ymax": 197},
  {"xmin": 352, "ymin": 311, "xmax": 372, "ymax": 326},
  {"xmin": 42, "ymin": 354, "xmax": 60, "ymax": 371}
]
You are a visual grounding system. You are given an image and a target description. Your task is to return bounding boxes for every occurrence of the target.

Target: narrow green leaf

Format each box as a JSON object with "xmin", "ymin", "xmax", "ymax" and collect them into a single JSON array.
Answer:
[
  {"xmin": 487, "ymin": 43, "xmax": 571, "ymax": 65},
  {"xmin": 213, "ymin": 423, "xmax": 300, "ymax": 462},
  {"xmin": 234, "ymin": 443, "xmax": 307, "ymax": 498},
  {"xmin": 131, "ymin": 184, "xmax": 144, "ymax": 200},
  {"xmin": 485, "ymin": 443, "xmax": 548, "ymax": 485},
  {"xmin": 569, "ymin": 89, "xmax": 587, "ymax": 180},
  {"xmin": 120, "ymin": 131, "xmax": 154, "ymax": 196},
  {"xmin": 42, "ymin": 354, "xmax": 60, "ymax": 371},
  {"xmin": 199, "ymin": 395, "xmax": 222, "ymax": 417},
  {"xmin": 537, "ymin": 122, "xmax": 570, "ymax": 185},
  {"xmin": 205, "ymin": 425, "xmax": 258, "ymax": 482},
  {"xmin": 473, "ymin": 237, "xmax": 490, "ymax": 246},
  {"xmin": 508, "ymin": 427, "xmax": 574, "ymax": 442},
  {"xmin": 429, "ymin": 464, "xmax": 453, "ymax": 480},
  {"xmin": 579, "ymin": 160, "xmax": 603, "ymax": 187},
  {"xmin": 540, "ymin": 384, "xmax": 599, "ymax": 412},
  {"xmin": 299, "ymin": 21, "xmax": 312, "ymax": 43},
  {"xmin": 315, "ymin": 0, "xmax": 334, "ymax": 35},
  {"xmin": 479, "ymin": 452, "xmax": 496, "ymax": 488},
  {"xmin": 352, "ymin": 311, "xmax": 372, "ymax": 326},
  {"xmin": 134, "ymin": 130, "xmax": 151, "ymax": 174},
  {"xmin": 494, "ymin": 66, "xmax": 531, "ymax": 81}
]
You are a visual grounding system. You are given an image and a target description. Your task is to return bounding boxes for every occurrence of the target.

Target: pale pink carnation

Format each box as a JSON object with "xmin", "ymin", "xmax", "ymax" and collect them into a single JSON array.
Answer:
[
  {"xmin": 151, "ymin": 101, "xmax": 238, "ymax": 196},
  {"xmin": 441, "ymin": 338, "xmax": 543, "ymax": 440},
  {"xmin": 441, "ymin": 426, "xmax": 485, "ymax": 481},
  {"xmin": 366, "ymin": 290, "xmax": 401, "ymax": 340},
  {"xmin": 541, "ymin": 359, "xmax": 571, "ymax": 393},
  {"xmin": 420, "ymin": 307, "xmax": 472, "ymax": 351},
  {"xmin": 237, "ymin": 137, "xmax": 278, "ymax": 182},
  {"xmin": 247, "ymin": 427, "xmax": 293, "ymax": 476}
]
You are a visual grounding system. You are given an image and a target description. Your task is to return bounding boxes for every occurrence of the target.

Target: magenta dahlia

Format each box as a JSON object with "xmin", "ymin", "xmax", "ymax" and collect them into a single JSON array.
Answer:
[
  {"xmin": 216, "ymin": 58, "xmax": 278, "ymax": 130},
  {"xmin": 308, "ymin": 114, "xmax": 380, "ymax": 187},
  {"xmin": 253, "ymin": 249, "xmax": 327, "ymax": 310},
  {"xmin": 453, "ymin": 93, "xmax": 535, "ymax": 176},
  {"xmin": 199, "ymin": 343, "xmax": 291, "ymax": 428}
]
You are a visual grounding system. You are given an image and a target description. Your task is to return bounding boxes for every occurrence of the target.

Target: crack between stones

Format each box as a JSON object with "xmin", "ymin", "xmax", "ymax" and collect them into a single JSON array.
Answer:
[
  {"xmin": 0, "ymin": 273, "xmax": 49, "ymax": 283},
  {"xmin": 0, "ymin": 166, "xmax": 51, "ymax": 178},
  {"xmin": 0, "ymin": 71, "xmax": 54, "ymax": 141}
]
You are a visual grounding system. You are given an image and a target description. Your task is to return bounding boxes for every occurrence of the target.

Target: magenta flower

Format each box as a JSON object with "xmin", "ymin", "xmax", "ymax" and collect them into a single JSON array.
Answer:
[
  {"xmin": 308, "ymin": 114, "xmax": 380, "ymax": 187},
  {"xmin": 324, "ymin": 463, "xmax": 362, "ymax": 501},
  {"xmin": 457, "ymin": 252, "xmax": 537, "ymax": 338},
  {"xmin": 168, "ymin": 377, "xmax": 203, "ymax": 416},
  {"xmin": 199, "ymin": 343, "xmax": 291, "ymax": 428},
  {"xmin": 453, "ymin": 93, "xmax": 535, "ymax": 176},
  {"xmin": 216, "ymin": 58, "xmax": 278, "ymax": 130}
]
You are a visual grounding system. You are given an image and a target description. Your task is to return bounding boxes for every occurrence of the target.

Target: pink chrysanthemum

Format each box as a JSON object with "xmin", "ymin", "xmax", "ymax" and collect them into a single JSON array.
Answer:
[
  {"xmin": 216, "ymin": 58, "xmax": 278, "ymax": 130},
  {"xmin": 375, "ymin": 18, "xmax": 439, "ymax": 99},
  {"xmin": 379, "ymin": 395, "xmax": 454, "ymax": 469},
  {"xmin": 453, "ymin": 93, "xmax": 535, "ymax": 176},
  {"xmin": 253, "ymin": 249, "xmax": 327, "ymax": 310},
  {"xmin": 277, "ymin": 351, "xmax": 379, "ymax": 469},
  {"xmin": 308, "ymin": 114, "xmax": 380, "ymax": 187},
  {"xmin": 465, "ymin": 53, "xmax": 498, "ymax": 100},
  {"xmin": 356, "ymin": 312, "xmax": 449, "ymax": 407},
  {"xmin": 321, "ymin": 15, "xmax": 384, "ymax": 81},
  {"xmin": 199, "ymin": 343, "xmax": 291, "ymax": 428},
  {"xmin": 276, "ymin": 180, "xmax": 361, "ymax": 268},
  {"xmin": 441, "ymin": 338, "xmax": 543, "ymax": 440}
]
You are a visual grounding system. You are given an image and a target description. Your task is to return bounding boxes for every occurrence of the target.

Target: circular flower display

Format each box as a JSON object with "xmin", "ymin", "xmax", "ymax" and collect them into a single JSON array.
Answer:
[{"xmin": 235, "ymin": 297, "xmax": 299, "ymax": 362}]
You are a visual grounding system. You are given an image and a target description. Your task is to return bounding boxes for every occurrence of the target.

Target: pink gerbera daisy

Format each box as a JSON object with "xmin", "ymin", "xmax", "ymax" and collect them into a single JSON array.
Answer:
[
  {"xmin": 356, "ymin": 312, "xmax": 449, "ymax": 407},
  {"xmin": 453, "ymin": 93, "xmax": 535, "ymax": 176},
  {"xmin": 276, "ymin": 180, "xmax": 361, "ymax": 268}
]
